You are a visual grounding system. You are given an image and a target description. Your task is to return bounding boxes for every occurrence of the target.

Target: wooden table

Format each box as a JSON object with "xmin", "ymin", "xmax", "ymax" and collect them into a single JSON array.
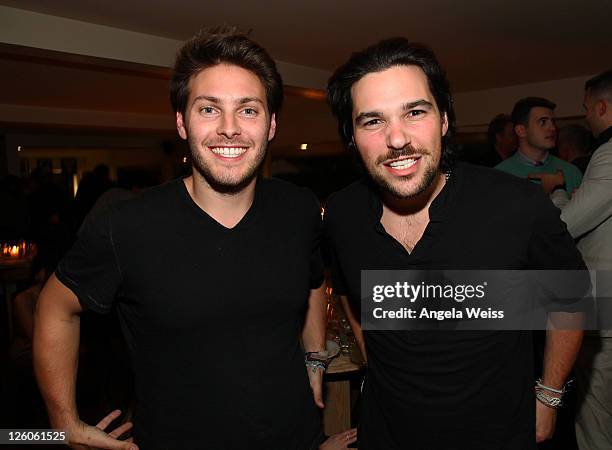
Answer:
[{"xmin": 323, "ymin": 352, "xmax": 365, "ymax": 436}]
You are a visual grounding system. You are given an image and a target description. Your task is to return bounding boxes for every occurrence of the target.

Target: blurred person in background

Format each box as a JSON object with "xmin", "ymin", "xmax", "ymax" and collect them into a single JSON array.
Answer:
[
  {"xmin": 557, "ymin": 124, "xmax": 593, "ymax": 175},
  {"xmin": 496, "ymin": 97, "xmax": 583, "ymax": 194},
  {"xmin": 546, "ymin": 70, "xmax": 612, "ymax": 450},
  {"xmin": 482, "ymin": 113, "xmax": 517, "ymax": 167},
  {"xmin": 72, "ymin": 164, "xmax": 114, "ymax": 229},
  {"xmin": 0, "ymin": 175, "xmax": 28, "ymax": 241}
]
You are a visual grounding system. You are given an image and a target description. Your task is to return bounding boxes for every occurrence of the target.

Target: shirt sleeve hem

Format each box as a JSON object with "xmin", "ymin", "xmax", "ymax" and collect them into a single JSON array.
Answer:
[{"xmin": 55, "ymin": 265, "xmax": 113, "ymax": 315}]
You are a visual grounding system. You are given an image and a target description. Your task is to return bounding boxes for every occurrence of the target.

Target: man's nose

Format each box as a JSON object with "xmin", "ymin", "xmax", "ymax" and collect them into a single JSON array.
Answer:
[
  {"xmin": 217, "ymin": 113, "xmax": 241, "ymax": 139},
  {"xmin": 386, "ymin": 120, "xmax": 411, "ymax": 149}
]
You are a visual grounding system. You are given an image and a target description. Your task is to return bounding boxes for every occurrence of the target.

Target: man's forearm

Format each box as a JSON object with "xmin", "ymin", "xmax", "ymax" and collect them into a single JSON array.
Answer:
[
  {"xmin": 302, "ymin": 285, "xmax": 327, "ymax": 352},
  {"xmin": 542, "ymin": 329, "xmax": 583, "ymax": 388},
  {"xmin": 33, "ymin": 297, "xmax": 81, "ymax": 428}
]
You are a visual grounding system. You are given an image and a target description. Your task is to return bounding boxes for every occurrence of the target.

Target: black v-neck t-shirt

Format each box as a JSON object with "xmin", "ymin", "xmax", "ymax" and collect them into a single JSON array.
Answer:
[
  {"xmin": 57, "ymin": 177, "xmax": 324, "ymax": 450},
  {"xmin": 324, "ymin": 162, "xmax": 585, "ymax": 450}
]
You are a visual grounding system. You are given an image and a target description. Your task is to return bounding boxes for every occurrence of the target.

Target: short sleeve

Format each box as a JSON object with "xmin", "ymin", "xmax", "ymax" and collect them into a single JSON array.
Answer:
[{"xmin": 55, "ymin": 205, "xmax": 122, "ymax": 314}]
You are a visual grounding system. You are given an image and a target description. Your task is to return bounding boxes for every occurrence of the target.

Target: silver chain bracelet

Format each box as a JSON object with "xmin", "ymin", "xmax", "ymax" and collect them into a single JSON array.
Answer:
[
  {"xmin": 535, "ymin": 389, "xmax": 563, "ymax": 409},
  {"xmin": 534, "ymin": 377, "xmax": 574, "ymax": 409}
]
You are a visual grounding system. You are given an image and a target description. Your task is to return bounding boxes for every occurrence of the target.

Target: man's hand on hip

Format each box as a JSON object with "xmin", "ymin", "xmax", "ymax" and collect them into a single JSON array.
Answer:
[{"xmin": 64, "ymin": 409, "xmax": 137, "ymax": 450}]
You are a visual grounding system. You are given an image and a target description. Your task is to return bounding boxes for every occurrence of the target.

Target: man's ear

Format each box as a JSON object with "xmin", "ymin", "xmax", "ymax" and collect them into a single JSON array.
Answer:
[
  {"xmin": 596, "ymin": 99, "xmax": 607, "ymax": 117},
  {"xmin": 515, "ymin": 124, "xmax": 527, "ymax": 139},
  {"xmin": 441, "ymin": 112, "xmax": 449, "ymax": 136},
  {"xmin": 268, "ymin": 113, "xmax": 277, "ymax": 141},
  {"xmin": 176, "ymin": 112, "xmax": 187, "ymax": 140}
]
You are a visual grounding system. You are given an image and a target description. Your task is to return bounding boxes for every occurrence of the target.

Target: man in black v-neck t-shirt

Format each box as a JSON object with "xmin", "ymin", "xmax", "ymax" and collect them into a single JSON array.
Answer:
[
  {"xmin": 34, "ymin": 28, "xmax": 326, "ymax": 450},
  {"xmin": 325, "ymin": 38, "xmax": 585, "ymax": 449}
]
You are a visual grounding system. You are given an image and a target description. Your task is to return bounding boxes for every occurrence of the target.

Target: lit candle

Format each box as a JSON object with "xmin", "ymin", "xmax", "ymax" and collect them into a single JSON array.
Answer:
[{"xmin": 10, "ymin": 246, "xmax": 19, "ymax": 257}]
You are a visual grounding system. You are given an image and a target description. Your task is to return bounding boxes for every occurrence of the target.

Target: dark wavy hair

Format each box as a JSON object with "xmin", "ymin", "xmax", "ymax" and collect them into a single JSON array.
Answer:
[
  {"xmin": 170, "ymin": 26, "xmax": 283, "ymax": 117},
  {"xmin": 511, "ymin": 97, "xmax": 556, "ymax": 126},
  {"xmin": 326, "ymin": 37, "xmax": 455, "ymax": 171}
]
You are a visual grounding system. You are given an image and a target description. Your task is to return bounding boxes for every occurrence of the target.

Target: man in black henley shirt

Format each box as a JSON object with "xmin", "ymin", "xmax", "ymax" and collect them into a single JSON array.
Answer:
[{"xmin": 325, "ymin": 37, "xmax": 585, "ymax": 450}]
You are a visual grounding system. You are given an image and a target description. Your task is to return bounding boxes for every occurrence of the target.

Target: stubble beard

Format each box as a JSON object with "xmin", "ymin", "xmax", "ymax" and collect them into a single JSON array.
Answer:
[
  {"xmin": 365, "ymin": 145, "xmax": 441, "ymax": 199},
  {"xmin": 188, "ymin": 136, "xmax": 267, "ymax": 194}
]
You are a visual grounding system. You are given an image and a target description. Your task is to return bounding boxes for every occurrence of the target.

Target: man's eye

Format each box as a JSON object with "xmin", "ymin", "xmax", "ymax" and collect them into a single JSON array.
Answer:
[
  {"xmin": 407, "ymin": 110, "xmax": 425, "ymax": 118},
  {"xmin": 242, "ymin": 107, "xmax": 257, "ymax": 115},
  {"xmin": 200, "ymin": 106, "xmax": 215, "ymax": 114},
  {"xmin": 363, "ymin": 119, "xmax": 382, "ymax": 127}
]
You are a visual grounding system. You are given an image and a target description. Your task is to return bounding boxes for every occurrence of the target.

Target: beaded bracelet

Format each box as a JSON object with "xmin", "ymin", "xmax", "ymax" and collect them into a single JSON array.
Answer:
[
  {"xmin": 305, "ymin": 351, "xmax": 329, "ymax": 373},
  {"xmin": 534, "ymin": 378, "xmax": 574, "ymax": 409},
  {"xmin": 535, "ymin": 378, "xmax": 573, "ymax": 395},
  {"xmin": 535, "ymin": 389, "xmax": 563, "ymax": 409}
]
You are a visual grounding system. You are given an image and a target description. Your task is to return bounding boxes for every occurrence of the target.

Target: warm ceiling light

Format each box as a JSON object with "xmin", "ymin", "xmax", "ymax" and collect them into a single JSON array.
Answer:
[
  {"xmin": 17, "ymin": 146, "xmax": 22, "ymax": 152},
  {"xmin": 182, "ymin": 157, "xmax": 187, "ymax": 163},
  {"xmin": 300, "ymin": 143, "xmax": 308, "ymax": 150}
]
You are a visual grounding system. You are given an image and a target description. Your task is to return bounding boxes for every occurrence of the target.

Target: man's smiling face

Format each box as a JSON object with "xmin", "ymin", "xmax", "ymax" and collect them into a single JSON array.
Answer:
[
  {"xmin": 351, "ymin": 65, "xmax": 448, "ymax": 199},
  {"xmin": 176, "ymin": 63, "xmax": 276, "ymax": 192}
]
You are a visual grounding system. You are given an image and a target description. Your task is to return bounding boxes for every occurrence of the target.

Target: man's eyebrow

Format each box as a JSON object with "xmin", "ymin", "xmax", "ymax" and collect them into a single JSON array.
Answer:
[
  {"xmin": 192, "ymin": 95, "xmax": 220, "ymax": 104},
  {"xmin": 191, "ymin": 95, "xmax": 265, "ymax": 106},
  {"xmin": 354, "ymin": 110, "xmax": 383, "ymax": 124},
  {"xmin": 354, "ymin": 99, "xmax": 435, "ymax": 124},
  {"xmin": 402, "ymin": 99, "xmax": 433, "ymax": 110},
  {"xmin": 237, "ymin": 97, "xmax": 265, "ymax": 105}
]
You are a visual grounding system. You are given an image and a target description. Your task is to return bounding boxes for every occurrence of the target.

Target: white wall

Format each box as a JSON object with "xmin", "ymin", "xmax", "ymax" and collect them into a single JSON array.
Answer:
[
  {"xmin": 0, "ymin": 5, "xmax": 594, "ymax": 167},
  {"xmin": 0, "ymin": 103, "xmax": 175, "ymax": 130},
  {"xmin": 454, "ymin": 76, "xmax": 592, "ymax": 132},
  {"xmin": 0, "ymin": 6, "xmax": 329, "ymax": 90}
]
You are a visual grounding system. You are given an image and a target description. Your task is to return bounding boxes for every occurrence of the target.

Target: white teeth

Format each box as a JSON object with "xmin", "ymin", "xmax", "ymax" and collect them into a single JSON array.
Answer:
[
  {"xmin": 389, "ymin": 158, "xmax": 417, "ymax": 169},
  {"xmin": 211, "ymin": 147, "xmax": 247, "ymax": 158}
]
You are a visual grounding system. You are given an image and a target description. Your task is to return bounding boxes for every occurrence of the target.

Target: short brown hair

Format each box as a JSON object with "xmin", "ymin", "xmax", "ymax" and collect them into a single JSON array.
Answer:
[
  {"xmin": 585, "ymin": 70, "xmax": 612, "ymax": 102},
  {"xmin": 170, "ymin": 26, "xmax": 283, "ymax": 117},
  {"xmin": 511, "ymin": 97, "xmax": 556, "ymax": 126}
]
